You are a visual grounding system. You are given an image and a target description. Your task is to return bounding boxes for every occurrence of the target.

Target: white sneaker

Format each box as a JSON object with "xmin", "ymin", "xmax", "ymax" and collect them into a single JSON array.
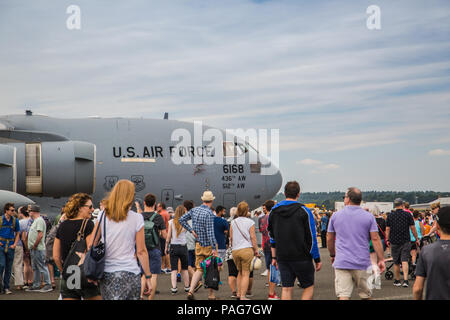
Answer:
[
  {"xmin": 5, "ymin": 289, "xmax": 12, "ymax": 295},
  {"xmin": 260, "ymin": 270, "xmax": 268, "ymax": 276}
]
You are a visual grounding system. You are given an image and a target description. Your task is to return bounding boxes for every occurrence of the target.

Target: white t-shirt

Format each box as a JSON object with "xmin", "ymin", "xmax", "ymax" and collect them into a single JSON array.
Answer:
[
  {"xmin": 231, "ymin": 217, "xmax": 255, "ymax": 251},
  {"xmin": 169, "ymin": 220, "xmax": 187, "ymax": 245},
  {"xmin": 185, "ymin": 220, "xmax": 196, "ymax": 250},
  {"xmin": 100, "ymin": 210, "xmax": 144, "ymax": 274}
]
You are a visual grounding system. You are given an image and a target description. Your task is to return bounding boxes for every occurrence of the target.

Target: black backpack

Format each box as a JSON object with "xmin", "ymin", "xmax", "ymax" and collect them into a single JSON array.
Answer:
[
  {"xmin": 144, "ymin": 212, "xmax": 160, "ymax": 250},
  {"xmin": 203, "ymin": 257, "xmax": 220, "ymax": 291}
]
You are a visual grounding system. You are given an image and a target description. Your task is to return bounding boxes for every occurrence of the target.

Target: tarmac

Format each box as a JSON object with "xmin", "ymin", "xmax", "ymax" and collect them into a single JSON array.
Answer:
[{"xmin": 0, "ymin": 247, "xmax": 415, "ymax": 301}]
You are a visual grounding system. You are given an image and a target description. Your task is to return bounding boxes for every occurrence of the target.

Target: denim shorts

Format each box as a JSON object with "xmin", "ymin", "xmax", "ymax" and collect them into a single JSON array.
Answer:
[
  {"xmin": 188, "ymin": 249, "xmax": 196, "ymax": 268},
  {"xmin": 264, "ymin": 248, "xmax": 272, "ymax": 270},
  {"xmin": 148, "ymin": 248, "xmax": 162, "ymax": 274}
]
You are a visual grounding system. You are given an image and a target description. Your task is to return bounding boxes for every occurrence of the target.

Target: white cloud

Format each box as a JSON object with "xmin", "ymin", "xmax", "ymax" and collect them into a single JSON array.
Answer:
[
  {"xmin": 1, "ymin": 0, "xmax": 449, "ymax": 190},
  {"xmin": 280, "ymin": 121, "xmax": 450, "ymax": 153},
  {"xmin": 429, "ymin": 149, "xmax": 450, "ymax": 156},
  {"xmin": 322, "ymin": 164, "xmax": 340, "ymax": 170},
  {"xmin": 297, "ymin": 158, "xmax": 340, "ymax": 174},
  {"xmin": 296, "ymin": 159, "xmax": 323, "ymax": 166}
]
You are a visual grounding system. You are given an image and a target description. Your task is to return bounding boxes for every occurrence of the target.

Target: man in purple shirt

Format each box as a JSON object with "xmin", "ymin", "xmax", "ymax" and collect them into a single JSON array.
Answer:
[{"xmin": 327, "ymin": 187, "xmax": 385, "ymax": 300}]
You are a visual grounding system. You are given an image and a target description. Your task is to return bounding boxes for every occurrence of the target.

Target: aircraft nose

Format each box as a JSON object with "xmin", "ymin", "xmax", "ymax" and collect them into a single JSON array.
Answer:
[{"xmin": 265, "ymin": 169, "xmax": 282, "ymax": 199}]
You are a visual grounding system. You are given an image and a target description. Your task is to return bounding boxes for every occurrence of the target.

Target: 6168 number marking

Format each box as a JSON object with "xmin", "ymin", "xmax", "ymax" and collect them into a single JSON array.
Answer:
[{"xmin": 223, "ymin": 165, "xmax": 244, "ymax": 174}]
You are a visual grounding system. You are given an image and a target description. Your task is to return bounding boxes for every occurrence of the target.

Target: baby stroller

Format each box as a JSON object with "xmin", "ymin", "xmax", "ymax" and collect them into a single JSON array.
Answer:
[
  {"xmin": 384, "ymin": 251, "xmax": 415, "ymax": 281},
  {"xmin": 384, "ymin": 236, "xmax": 432, "ymax": 280},
  {"xmin": 384, "ymin": 258, "xmax": 415, "ymax": 280},
  {"xmin": 420, "ymin": 235, "xmax": 434, "ymax": 247}
]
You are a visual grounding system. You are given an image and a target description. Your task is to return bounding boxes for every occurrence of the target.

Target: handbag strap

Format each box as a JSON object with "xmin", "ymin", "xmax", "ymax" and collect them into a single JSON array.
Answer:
[
  {"xmin": 233, "ymin": 219, "xmax": 250, "ymax": 243},
  {"xmin": 63, "ymin": 219, "xmax": 89, "ymax": 267},
  {"xmin": 376, "ymin": 220, "xmax": 386, "ymax": 239},
  {"xmin": 90, "ymin": 211, "xmax": 106, "ymax": 248},
  {"xmin": 76, "ymin": 219, "xmax": 88, "ymax": 241}
]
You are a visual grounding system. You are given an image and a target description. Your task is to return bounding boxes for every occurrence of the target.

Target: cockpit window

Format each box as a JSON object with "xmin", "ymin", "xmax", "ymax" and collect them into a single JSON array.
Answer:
[
  {"xmin": 223, "ymin": 141, "xmax": 248, "ymax": 157},
  {"xmin": 245, "ymin": 141, "xmax": 258, "ymax": 154},
  {"xmin": 237, "ymin": 143, "xmax": 248, "ymax": 155},
  {"xmin": 223, "ymin": 142, "xmax": 235, "ymax": 157}
]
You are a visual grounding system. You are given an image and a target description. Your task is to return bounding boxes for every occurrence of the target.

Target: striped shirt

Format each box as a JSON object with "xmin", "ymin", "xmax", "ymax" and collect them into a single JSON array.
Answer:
[{"xmin": 179, "ymin": 204, "xmax": 217, "ymax": 248}]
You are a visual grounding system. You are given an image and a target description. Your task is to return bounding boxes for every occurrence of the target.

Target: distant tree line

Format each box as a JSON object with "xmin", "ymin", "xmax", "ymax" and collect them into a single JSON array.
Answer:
[{"xmin": 273, "ymin": 191, "xmax": 450, "ymax": 210}]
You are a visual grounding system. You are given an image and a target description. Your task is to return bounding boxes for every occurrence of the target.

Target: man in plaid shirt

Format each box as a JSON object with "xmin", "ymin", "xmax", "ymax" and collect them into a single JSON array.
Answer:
[{"xmin": 179, "ymin": 191, "xmax": 218, "ymax": 300}]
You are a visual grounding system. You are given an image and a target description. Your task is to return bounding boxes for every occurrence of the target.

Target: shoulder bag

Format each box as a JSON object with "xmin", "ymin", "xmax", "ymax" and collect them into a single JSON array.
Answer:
[
  {"xmin": 84, "ymin": 212, "xmax": 106, "ymax": 281},
  {"xmin": 62, "ymin": 219, "xmax": 88, "ymax": 280}
]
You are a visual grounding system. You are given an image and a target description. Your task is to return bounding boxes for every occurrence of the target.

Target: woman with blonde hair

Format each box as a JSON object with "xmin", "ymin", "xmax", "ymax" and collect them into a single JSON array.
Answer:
[
  {"xmin": 53, "ymin": 193, "xmax": 102, "ymax": 300},
  {"xmin": 230, "ymin": 201, "xmax": 260, "ymax": 300},
  {"xmin": 165, "ymin": 205, "xmax": 190, "ymax": 294},
  {"xmin": 92, "ymin": 179, "xmax": 152, "ymax": 300}
]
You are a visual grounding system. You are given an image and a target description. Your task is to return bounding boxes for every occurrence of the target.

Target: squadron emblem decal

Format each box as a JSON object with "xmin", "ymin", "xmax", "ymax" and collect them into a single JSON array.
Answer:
[
  {"xmin": 103, "ymin": 176, "xmax": 119, "ymax": 191},
  {"xmin": 131, "ymin": 175, "xmax": 146, "ymax": 192}
]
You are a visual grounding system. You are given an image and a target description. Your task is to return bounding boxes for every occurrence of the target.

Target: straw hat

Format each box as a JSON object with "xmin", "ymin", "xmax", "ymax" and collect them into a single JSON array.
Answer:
[
  {"xmin": 201, "ymin": 191, "xmax": 215, "ymax": 202},
  {"xmin": 250, "ymin": 256, "xmax": 262, "ymax": 271}
]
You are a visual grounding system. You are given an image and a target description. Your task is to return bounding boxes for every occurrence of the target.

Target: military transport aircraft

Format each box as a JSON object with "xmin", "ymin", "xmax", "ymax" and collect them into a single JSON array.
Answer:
[{"xmin": 0, "ymin": 111, "xmax": 282, "ymax": 217}]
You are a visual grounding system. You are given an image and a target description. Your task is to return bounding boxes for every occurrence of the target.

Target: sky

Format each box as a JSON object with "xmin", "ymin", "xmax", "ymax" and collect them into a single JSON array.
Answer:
[{"xmin": 1, "ymin": 0, "xmax": 449, "ymax": 192}]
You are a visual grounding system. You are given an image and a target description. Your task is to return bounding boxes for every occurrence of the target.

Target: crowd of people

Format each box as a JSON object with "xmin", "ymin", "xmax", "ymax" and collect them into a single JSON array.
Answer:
[{"xmin": 0, "ymin": 179, "xmax": 449, "ymax": 300}]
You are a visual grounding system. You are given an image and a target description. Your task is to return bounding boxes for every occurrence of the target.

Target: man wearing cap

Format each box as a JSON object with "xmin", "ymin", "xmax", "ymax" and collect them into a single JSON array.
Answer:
[
  {"xmin": 0, "ymin": 203, "xmax": 20, "ymax": 294},
  {"xmin": 26, "ymin": 205, "xmax": 53, "ymax": 292},
  {"xmin": 386, "ymin": 198, "xmax": 419, "ymax": 288},
  {"xmin": 413, "ymin": 206, "xmax": 450, "ymax": 300},
  {"xmin": 179, "ymin": 191, "xmax": 218, "ymax": 300}
]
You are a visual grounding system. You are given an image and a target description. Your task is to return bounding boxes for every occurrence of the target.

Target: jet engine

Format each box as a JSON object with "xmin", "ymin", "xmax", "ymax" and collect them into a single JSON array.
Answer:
[{"xmin": 0, "ymin": 141, "xmax": 96, "ymax": 197}]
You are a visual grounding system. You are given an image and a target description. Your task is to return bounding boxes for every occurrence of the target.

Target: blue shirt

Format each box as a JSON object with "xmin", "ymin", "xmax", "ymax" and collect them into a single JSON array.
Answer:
[
  {"xmin": 0, "ymin": 215, "xmax": 20, "ymax": 246},
  {"xmin": 321, "ymin": 216, "xmax": 329, "ymax": 232},
  {"xmin": 213, "ymin": 216, "xmax": 229, "ymax": 250},
  {"xmin": 410, "ymin": 220, "xmax": 423, "ymax": 241},
  {"xmin": 179, "ymin": 205, "xmax": 217, "ymax": 248}
]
